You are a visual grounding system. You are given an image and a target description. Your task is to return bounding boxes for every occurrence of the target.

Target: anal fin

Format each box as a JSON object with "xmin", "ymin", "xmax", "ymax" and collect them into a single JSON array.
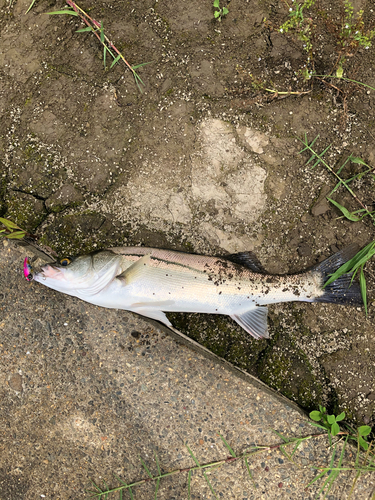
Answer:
[{"xmin": 230, "ymin": 306, "xmax": 269, "ymax": 339}]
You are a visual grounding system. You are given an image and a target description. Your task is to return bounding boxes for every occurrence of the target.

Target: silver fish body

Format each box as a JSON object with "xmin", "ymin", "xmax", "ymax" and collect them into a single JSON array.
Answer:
[{"xmin": 32, "ymin": 246, "xmax": 361, "ymax": 339}]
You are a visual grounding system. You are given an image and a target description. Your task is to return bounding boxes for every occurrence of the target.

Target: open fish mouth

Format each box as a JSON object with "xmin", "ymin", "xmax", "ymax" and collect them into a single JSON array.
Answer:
[
  {"xmin": 23, "ymin": 257, "xmax": 64, "ymax": 282},
  {"xmin": 37, "ymin": 264, "xmax": 65, "ymax": 279}
]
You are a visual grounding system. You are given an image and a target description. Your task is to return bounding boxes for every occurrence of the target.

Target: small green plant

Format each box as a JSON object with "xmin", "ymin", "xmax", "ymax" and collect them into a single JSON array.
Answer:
[
  {"xmin": 308, "ymin": 407, "xmax": 372, "ymax": 498},
  {"xmin": 299, "ymin": 134, "xmax": 375, "ymax": 225},
  {"xmin": 87, "ymin": 433, "xmax": 261, "ymax": 499},
  {"xmin": 86, "ymin": 420, "xmax": 375, "ymax": 499},
  {"xmin": 299, "ymin": 134, "xmax": 375, "ymax": 314},
  {"xmin": 278, "ymin": 0, "xmax": 375, "ymax": 80},
  {"xmin": 0, "ymin": 217, "xmax": 28, "ymax": 239},
  {"xmin": 310, "ymin": 405, "xmax": 346, "ymax": 438},
  {"xmin": 213, "ymin": 0, "xmax": 229, "ymax": 22},
  {"xmin": 26, "ymin": 0, "xmax": 150, "ymax": 92}
]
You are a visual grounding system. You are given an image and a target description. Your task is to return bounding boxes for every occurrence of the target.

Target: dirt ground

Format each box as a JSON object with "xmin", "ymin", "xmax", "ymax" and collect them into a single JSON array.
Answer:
[{"xmin": 1, "ymin": 0, "xmax": 375, "ymax": 436}]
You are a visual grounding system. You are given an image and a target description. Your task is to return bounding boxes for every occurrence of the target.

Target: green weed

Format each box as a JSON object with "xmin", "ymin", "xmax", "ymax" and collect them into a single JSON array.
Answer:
[
  {"xmin": 27, "ymin": 0, "xmax": 150, "ymax": 92},
  {"xmin": 0, "ymin": 217, "xmax": 29, "ymax": 240},
  {"xmin": 299, "ymin": 134, "xmax": 375, "ymax": 225},
  {"xmin": 299, "ymin": 134, "xmax": 375, "ymax": 314},
  {"xmin": 279, "ymin": 0, "xmax": 375, "ymax": 79},
  {"xmin": 213, "ymin": 0, "xmax": 229, "ymax": 22},
  {"xmin": 86, "ymin": 419, "xmax": 374, "ymax": 499},
  {"xmin": 308, "ymin": 407, "xmax": 372, "ymax": 499}
]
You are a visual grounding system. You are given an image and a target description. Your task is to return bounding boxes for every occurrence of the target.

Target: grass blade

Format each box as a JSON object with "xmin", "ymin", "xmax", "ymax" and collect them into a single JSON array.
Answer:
[
  {"xmin": 291, "ymin": 439, "xmax": 303, "ymax": 458},
  {"xmin": 307, "ymin": 468, "xmax": 329, "ymax": 486},
  {"xmin": 218, "ymin": 433, "xmax": 236, "ymax": 457},
  {"xmin": 202, "ymin": 471, "xmax": 218, "ymax": 499},
  {"xmin": 323, "ymin": 241, "xmax": 375, "ymax": 288},
  {"xmin": 25, "ymin": 0, "xmax": 37, "ymax": 14},
  {"xmin": 244, "ymin": 457, "xmax": 256, "ymax": 488},
  {"xmin": 0, "ymin": 217, "xmax": 21, "ymax": 229},
  {"xmin": 4, "ymin": 231, "xmax": 26, "ymax": 239},
  {"xmin": 132, "ymin": 61, "xmax": 153, "ymax": 70},
  {"xmin": 76, "ymin": 26, "xmax": 93, "ymax": 33},
  {"xmin": 186, "ymin": 444, "xmax": 200, "ymax": 467},
  {"xmin": 360, "ymin": 266, "xmax": 367, "ymax": 316},
  {"xmin": 327, "ymin": 198, "xmax": 362, "ymax": 221},
  {"xmin": 154, "ymin": 477, "xmax": 160, "ymax": 499},
  {"xmin": 100, "ymin": 21, "xmax": 105, "ymax": 43},
  {"xmin": 89, "ymin": 480, "xmax": 103, "ymax": 493},
  {"xmin": 272, "ymin": 430, "xmax": 289, "ymax": 443},
  {"xmin": 47, "ymin": 9, "xmax": 78, "ymax": 15},
  {"xmin": 279, "ymin": 445, "xmax": 291, "ymax": 460},
  {"xmin": 139, "ymin": 456, "xmax": 153, "ymax": 479},
  {"xmin": 154, "ymin": 451, "xmax": 161, "ymax": 476},
  {"xmin": 103, "ymin": 45, "xmax": 107, "ymax": 69},
  {"xmin": 110, "ymin": 54, "xmax": 122, "ymax": 68},
  {"xmin": 188, "ymin": 470, "xmax": 192, "ymax": 500}
]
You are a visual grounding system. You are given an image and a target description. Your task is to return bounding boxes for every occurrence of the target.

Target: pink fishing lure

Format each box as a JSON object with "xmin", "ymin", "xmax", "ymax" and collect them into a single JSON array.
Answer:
[{"xmin": 23, "ymin": 257, "xmax": 33, "ymax": 281}]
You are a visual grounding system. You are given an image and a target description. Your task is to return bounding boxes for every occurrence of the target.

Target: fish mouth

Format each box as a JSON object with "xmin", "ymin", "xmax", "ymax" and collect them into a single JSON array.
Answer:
[
  {"xmin": 39, "ymin": 264, "xmax": 64, "ymax": 279},
  {"xmin": 31, "ymin": 263, "xmax": 66, "ymax": 283},
  {"xmin": 23, "ymin": 258, "xmax": 63, "ymax": 282}
]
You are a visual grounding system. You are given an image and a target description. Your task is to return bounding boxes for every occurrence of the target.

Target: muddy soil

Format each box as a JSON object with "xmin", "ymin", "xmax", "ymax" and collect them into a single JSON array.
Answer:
[{"xmin": 1, "ymin": 0, "xmax": 375, "ymax": 431}]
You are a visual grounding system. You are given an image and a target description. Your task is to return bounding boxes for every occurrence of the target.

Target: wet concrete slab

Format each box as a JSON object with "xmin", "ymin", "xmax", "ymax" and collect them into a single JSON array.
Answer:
[{"xmin": 1, "ymin": 241, "xmax": 374, "ymax": 499}]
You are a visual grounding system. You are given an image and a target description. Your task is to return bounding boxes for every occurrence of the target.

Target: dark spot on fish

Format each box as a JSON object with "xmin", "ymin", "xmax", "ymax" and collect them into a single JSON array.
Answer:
[
  {"xmin": 264, "ymin": 289, "xmax": 269, "ymax": 294},
  {"xmin": 293, "ymin": 289, "xmax": 300, "ymax": 296},
  {"xmin": 238, "ymin": 287, "xmax": 241, "ymax": 290},
  {"xmin": 282, "ymin": 288, "xmax": 288, "ymax": 292},
  {"xmin": 219, "ymin": 291, "xmax": 222, "ymax": 295},
  {"xmin": 131, "ymin": 331, "xmax": 141, "ymax": 339},
  {"xmin": 266, "ymin": 277, "xmax": 273, "ymax": 283}
]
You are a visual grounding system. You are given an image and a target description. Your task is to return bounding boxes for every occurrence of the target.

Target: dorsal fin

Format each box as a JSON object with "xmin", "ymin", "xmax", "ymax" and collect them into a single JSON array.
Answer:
[{"xmin": 225, "ymin": 251, "xmax": 266, "ymax": 273}]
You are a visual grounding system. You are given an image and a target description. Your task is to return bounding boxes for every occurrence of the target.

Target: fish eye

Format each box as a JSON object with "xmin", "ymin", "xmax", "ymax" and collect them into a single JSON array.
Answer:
[{"xmin": 60, "ymin": 258, "xmax": 71, "ymax": 266}]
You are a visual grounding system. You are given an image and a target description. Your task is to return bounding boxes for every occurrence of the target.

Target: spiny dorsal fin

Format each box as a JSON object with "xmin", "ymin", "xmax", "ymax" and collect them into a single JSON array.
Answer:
[{"xmin": 225, "ymin": 251, "xmax": 266, "ymax": 274}]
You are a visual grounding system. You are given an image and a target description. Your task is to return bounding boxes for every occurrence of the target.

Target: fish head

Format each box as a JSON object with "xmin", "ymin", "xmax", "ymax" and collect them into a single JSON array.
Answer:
[{"xmin": 32, "ymin": 251, "xmax": 122, "ymax": 297}]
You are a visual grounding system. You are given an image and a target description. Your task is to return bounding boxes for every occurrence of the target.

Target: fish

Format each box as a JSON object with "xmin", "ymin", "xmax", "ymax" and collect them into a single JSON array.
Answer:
[{"xmin": 27, "ymin": 245, "xmax": 362, "ymax": 340}]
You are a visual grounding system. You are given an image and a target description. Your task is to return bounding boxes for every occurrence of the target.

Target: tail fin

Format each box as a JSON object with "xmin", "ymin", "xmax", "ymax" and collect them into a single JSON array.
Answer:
[{"xmin": 311, "ymin": 244, "xmax": 362, "ymax": 305}]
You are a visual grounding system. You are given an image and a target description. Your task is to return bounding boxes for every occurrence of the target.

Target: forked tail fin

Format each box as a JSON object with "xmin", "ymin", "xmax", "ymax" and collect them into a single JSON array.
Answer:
[{"xmin": 311, "ymin": 244, "xmax": 362, "ymax": 305}]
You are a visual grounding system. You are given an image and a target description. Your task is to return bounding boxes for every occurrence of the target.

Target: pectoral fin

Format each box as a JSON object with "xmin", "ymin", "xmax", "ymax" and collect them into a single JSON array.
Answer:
[
  {"xmin": 118, "ymin": 254, "xmax": 152, "ymax": 284},
  {"xmin": 230, "ymin": 306, "xmax": 269, "ymax": 340}
]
